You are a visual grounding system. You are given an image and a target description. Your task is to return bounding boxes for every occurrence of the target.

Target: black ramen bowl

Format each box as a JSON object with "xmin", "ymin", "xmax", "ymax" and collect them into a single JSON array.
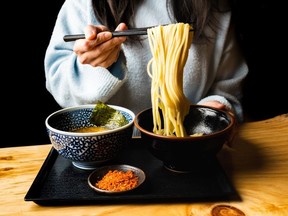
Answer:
[{"xmin": 134, "ymin": 105, "xmax": 235, "ymax": 173}]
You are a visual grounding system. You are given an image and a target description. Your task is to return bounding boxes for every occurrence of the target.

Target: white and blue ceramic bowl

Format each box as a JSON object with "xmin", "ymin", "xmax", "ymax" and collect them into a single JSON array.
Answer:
[{"xmin": 45, "ymin": 104, "xmax": 135, "ymax": 170}]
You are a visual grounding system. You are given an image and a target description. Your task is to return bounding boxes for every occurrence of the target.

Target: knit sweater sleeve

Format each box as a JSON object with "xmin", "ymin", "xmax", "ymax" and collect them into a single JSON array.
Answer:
[
  {"xmin": 197, "ymin": 10, "xmax": 248, "ymax": 123},
  {"xmin": 44, "ymin": 0, "xmax": 127, "ymax": 108}
]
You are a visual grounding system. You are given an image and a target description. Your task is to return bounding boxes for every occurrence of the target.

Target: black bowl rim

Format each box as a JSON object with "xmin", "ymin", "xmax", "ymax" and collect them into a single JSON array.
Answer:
[
  {"xmin": 134, "ymin": 104, "xmax": 235, "ymax": 140},
  {"xmin": 45, "ymin": 104, "xmax": 135, "ymax": 136}
]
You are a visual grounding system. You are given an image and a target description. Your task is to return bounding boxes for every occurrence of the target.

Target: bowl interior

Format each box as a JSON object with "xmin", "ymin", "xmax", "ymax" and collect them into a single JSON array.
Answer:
[
  {"xmin": 46, "ymin": 104, "xmax": 135, "ymax": 135},
  {"xmin": 135, "ymin": 105, "xmax": 233, "ymax": 138}
]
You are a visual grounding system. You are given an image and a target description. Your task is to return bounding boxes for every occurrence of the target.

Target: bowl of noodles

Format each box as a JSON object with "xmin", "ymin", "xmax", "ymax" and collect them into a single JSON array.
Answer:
[
  {"xmin": 134, "ymin": 105, "xmax": 235, "ymax": 173},
  {"xmin": 45, "ymin": 102, "xmax": 135, "ymax": 170},
  {"xmin": 134, "ymin": 23, "xmax": 235, "ymax": 172}
]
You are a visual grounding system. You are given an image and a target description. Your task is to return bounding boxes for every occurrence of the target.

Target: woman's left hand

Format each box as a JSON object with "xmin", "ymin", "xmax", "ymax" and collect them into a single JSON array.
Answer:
[{"xmin": 202, "ymin": 100, "xmax": 237, "ymax": 147}]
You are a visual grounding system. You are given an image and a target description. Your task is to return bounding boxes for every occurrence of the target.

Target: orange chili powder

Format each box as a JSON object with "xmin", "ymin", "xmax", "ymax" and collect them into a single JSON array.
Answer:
[{"xmin": 96, "ymin": 170, "xmax": 139, "ymax": 192}]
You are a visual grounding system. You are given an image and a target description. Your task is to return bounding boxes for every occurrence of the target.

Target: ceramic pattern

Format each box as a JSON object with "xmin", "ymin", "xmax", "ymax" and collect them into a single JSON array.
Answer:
[
  {"xmin": 48, "ymin": 128, "xmax": 132, "ymax": 161},
  {"xmin": 46, "ymin": 106, "xmax": 134, "ymax": 163}
]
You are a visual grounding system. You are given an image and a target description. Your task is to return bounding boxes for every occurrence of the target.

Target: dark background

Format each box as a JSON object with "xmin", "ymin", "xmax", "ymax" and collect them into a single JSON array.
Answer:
[
  {"xmin": 233, "ymin": 1, "xmax": 288, "ymax": 121},
  {"xmin": 3, "ymin": 1, "xmax": 287, "ymax": 147},
  {"xmin": 4, "ymin": 1, "xmax": 63, "ymax": 147}
]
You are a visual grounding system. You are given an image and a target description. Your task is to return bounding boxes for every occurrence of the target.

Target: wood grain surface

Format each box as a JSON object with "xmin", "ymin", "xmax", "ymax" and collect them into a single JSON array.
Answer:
[{"xmin": 1, "ymin": 114, "xmax": 288, "ymax": 216}]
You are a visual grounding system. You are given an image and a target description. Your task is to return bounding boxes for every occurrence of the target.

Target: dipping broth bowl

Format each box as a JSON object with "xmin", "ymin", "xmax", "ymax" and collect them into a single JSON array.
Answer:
[
  {"xmin": 45, "ymin": 104, "xmax": 135, "ymax": 170},
  {"xmin": 134, "ymin": 105, "xmax": 235, "ymax": 173}
]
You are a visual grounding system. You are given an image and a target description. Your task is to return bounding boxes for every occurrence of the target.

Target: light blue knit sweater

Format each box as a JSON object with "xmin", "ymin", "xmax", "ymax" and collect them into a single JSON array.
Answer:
[{"xmin": 44, "ymin": 0, "xmax": 248, "ymax": 122}]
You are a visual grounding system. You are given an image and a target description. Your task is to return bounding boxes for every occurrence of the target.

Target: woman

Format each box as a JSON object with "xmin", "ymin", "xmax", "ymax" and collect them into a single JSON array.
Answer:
[{"xmin": 44, "ymin": 0, "xmax": 248, "ymax": 123}]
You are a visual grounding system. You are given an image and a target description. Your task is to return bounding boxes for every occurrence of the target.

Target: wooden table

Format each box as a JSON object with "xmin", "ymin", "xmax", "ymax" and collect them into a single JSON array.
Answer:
[{"xmin": 1, "ymin": 114, "xmax": 288, "ymax": 216}]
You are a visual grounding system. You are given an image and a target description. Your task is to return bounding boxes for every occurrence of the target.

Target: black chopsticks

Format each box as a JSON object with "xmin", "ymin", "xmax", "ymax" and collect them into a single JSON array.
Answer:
[
  {"xmin": 63, "ymin": 26, "xmax": 194, "ymax": 42},
  {"xmin": 63, "ymin": 29, "xmax": 148, "ymax": 42}
]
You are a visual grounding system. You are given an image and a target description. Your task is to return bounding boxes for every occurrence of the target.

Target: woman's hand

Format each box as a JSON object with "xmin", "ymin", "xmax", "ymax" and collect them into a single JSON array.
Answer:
[
  {"xmin": 202, "ymin": 100, "xmax": 237, "ymax": 147},
  {"xmin": 201, "ymin": 100, "xmax": 226, "ymax": 111},
  {"xmin": 201, "ymin": 100, "xmax": 235, "ymax": 116},
  {"xmin": 73, "ymin": 23, "xmax": 127, "ymax": 68}
]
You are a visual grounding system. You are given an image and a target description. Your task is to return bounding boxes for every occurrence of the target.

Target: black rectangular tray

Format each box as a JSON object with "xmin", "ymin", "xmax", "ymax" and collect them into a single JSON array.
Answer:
[{"xmin": 24, "ymin": 138, "xmax": 240, "ymax": 206}]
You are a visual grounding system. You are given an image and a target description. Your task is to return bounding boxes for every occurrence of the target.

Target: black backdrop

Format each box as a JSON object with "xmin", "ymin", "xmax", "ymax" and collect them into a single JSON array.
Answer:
[
  {"xmin": 233, "ymin": 1, "xmax": 288, "ymax": 121},
  {"xmin": 4, "ymin": 1, "xmax": 63, "ymax": 147},
  {"xmin": 3, "ymin": 1, "xmax": 287, "ymax": 147}
]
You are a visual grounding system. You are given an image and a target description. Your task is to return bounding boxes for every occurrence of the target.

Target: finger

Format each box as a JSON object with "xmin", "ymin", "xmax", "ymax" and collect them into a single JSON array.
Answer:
[
  {"xmin": 73, "ymin": 31, "xmax": 113, "ymax": 54},
  {"xmin": 95, "ymin": 23, "xmax": 129, "ymax": 46},
  {"xmin": 83, "ymin": 23, "xmax": 127, "ymax": 49},
  {"xmin": 93, "ymin": 32, "xmax": 113, "ymax": 46},
  {"xmin": 73, "ymin": 39, "xmax": 92, "ymax": 54},
  {"xmin": 75, "ymin": 34, "xmax": 122, "ymax": 64},
  {"xmin": 84, "ymin": 25, "xmax": 109, "ymax": 40},
  {"xmin": 84, "ymin": 34, "xmax": 122, "ymax": 59},
  {"xmin": 115, "ymin": 23, "xmax": 128, "ymax": 31},
  {"xmin": 89, "ymin": 46, "xmax": 121, "ymax": 68}
]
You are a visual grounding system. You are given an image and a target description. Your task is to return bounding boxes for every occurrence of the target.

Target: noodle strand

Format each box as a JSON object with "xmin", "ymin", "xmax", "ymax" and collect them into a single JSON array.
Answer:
[{"xmin": 147, "ymin": 23, "xmax": 193, "ymax": 137}]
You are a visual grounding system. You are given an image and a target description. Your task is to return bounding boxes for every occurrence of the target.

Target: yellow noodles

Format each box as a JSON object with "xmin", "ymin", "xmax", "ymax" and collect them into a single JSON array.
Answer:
[{"xmin": 147, "ymin": 23, "xmax": 193, "ymax": 137}]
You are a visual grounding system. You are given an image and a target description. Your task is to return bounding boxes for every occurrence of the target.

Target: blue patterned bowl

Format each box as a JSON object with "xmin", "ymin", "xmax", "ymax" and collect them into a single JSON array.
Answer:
[{"xmin": 45, "ymin": 104, "xmax": 135, "ymax": 170}]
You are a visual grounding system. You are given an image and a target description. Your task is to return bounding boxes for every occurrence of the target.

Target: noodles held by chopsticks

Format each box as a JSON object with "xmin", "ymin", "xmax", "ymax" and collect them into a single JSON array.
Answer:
[{"xmin": 147, "ymin": 23, "xmax": 193, "ymax": 137}]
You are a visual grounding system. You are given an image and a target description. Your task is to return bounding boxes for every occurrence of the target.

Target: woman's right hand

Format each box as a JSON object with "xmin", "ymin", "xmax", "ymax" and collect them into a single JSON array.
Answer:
[{"xmin": 73, "ymin": 23, "xmax": 127, "ymax": 68}]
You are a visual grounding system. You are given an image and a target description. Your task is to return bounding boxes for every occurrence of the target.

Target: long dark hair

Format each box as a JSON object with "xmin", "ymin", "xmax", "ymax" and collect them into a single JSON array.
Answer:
[{"xmin": 92, "ymin": 0, "xmax": 231, "ymax": 43}]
